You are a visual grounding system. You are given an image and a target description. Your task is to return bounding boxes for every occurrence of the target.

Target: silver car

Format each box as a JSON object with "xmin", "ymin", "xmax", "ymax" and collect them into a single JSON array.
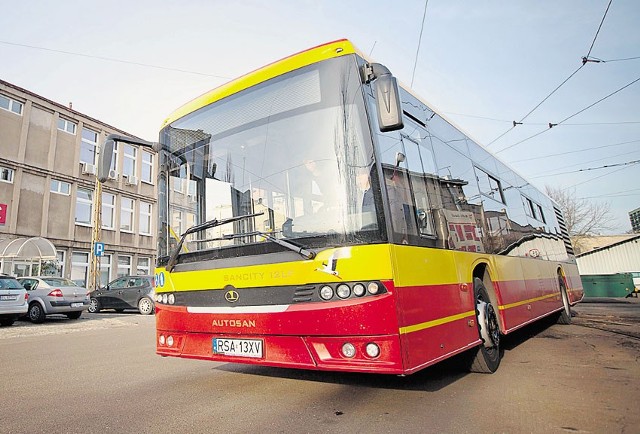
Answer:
[
  {"xmin": 0, "ymin": 274, "xmax": 29, "ymax": 326},
  {"xmin": 17, "ymin": 276, "xmax": 90, "ymax": 323}
]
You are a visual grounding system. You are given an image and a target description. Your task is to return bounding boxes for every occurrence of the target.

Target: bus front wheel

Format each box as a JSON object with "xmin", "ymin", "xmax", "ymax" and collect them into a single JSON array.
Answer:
[{"xmin": 468, "ymin": 278, "xmax": 502, "ymax": 373}]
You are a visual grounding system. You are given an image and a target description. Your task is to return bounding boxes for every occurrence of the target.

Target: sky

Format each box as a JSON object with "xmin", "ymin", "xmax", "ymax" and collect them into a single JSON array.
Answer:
[{"xmin": 1, "ymin": 0, "xmax": 639, "ymax": 234}]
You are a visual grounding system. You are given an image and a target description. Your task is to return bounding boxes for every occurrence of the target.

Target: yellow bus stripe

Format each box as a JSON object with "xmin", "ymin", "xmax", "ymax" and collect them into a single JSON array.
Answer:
[
  {"xmin": 498, "ymin": 292, "xmax": 558, "ymax": 310},
  {"xmin": 399, "ymin": 292, "xmax": 563, "ymax": 335},
  {"xmin": 399, "ymin": 310, "xmax": 475, "ymax": 335}
]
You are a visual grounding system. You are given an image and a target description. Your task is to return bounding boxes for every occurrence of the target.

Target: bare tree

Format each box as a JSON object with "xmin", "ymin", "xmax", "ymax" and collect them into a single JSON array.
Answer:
[{"xmin": 545, "ymin": 185, "xmax": 614, "ymax": 253}]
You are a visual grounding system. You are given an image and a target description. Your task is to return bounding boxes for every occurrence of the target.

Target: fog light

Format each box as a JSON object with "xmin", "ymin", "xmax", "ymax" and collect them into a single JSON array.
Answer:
[
  {"xmin": 365, "ymin": 343, "xmax": 380, "ymax": 358},
  {"xmin": 319, "ymin": 285, "xmax": 334, "ymax": 300},
  {"xmin": 336, "ymin": 284, "xmax": 351, "ymax": 299},
  {"xmin": 167, "ymin": 336, "xmax": 174, "ymax": 347},
  {"xmin": 367, "ymin": 282, "xmax": 380, "ymax": 295},
  {"xmin": 341, "ymin": 342, "xmax": 356, "ymax": 358},
  {"xmin": 168, "ymin": 294, "xmax": 175, "ymax": 305},
  {"xmin": 159, "ymin": 335, "xmax": 166, "ymax": 345},
  {"xmin": 353, "ymin": 283, "xmax": 365, "ymax": 297}
]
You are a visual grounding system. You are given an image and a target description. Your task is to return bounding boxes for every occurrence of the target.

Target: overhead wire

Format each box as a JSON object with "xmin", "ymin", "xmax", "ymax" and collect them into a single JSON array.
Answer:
[
  {"xmin": 410, "ymin": 0, "xmax": 430, "ymax": 87},
  {"xmin": 487, "ymin": 0, "xmax": 614, "ymax": 148},
  {"xmin": 0, "ymin": 40, "xmax": 231, "ymax": 80},
  {"xmin": 510, "ymin": 138, "xmax": 640, "ymax": 163},
  {"xmin": 495, "ymin": 74, "xmax": 640, "ymax": 154}
]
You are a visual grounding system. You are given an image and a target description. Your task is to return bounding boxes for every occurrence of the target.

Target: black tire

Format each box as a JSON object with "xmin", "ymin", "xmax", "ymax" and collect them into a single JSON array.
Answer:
[
  {"xmin": 556, "ymin": 275, "xmax": 572, "ymax": 325},
  {"xmin": 0, "ymin": 317, "xmax": 16, "ymax": 327},
  {"xmin": 468, "ymin": 278, "xmax": 502, "ymax": 374},
  {"xmin": 88, "ymin": 298, "xmax": 100, "ymax": 313},
  {"xmin": 66, "ymin": 311, "xmax": 82, "ymax": 320},
  {"xmin": 28, "ymin": 302, "xmax": 46, "ymax": 324},
  {"xmin": 138, "ymin": 297, "xmax": 154, "ymax": 315}
]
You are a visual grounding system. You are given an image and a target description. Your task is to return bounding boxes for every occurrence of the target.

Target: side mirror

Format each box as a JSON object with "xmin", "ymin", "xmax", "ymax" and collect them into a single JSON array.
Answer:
[{"xmin": 364, "ymin": 63, "xmax": 404, "ymax": 132}]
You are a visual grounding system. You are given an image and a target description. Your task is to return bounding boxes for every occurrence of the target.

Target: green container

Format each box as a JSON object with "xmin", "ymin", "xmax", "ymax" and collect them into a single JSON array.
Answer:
[{"xmin": 581, "ymin": 273, "xmax": 636, "ymax": 298}]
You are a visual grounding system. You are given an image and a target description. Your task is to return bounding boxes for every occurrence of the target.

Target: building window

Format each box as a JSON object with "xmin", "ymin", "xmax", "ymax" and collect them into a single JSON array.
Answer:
[
  {"xmin": 120, "ymin": 197, "xmax": 134, "ymax": 232},
  {"xmin": 100, "ymin": 254, "xmax": 112, "ymax": 287},
  {"xmin": 140, "ymin": 201, "xmax": 152, "ymax": 235},
  {"xmin": 80, "ymin": 128, "xmax": 98, "ymax": 165},
  {"xmin": 137, "ymin": 257, "xmax": 151, "ymax": 275},
  {"xmin": 58, "ymin": 118, "xmax": 77, "ymax": 135},
  {"xmin": 475, "ymin": 166, "xmax": 505, "ymax": 204},
  {"xmin": 110, "ymin": 142, "xmax": 119, "ymax": 172},
  {"xmin": 117, "ymin": 255, "xmax": 132, "ymax": 277},
  {"xmin": 75, "ymin": 188, "xmax": 93, "ymax": 225},
  {"xmin": 0, "ymin": 166, "xmax": 15, "ymax": 183},
  {"xmin": 0, "ymin": 94, "xmax": 23, "ymax": 115},
  {"xmin": 141, "ymin": 150, "xmax": 153, "ymax": 184},
  {"xmin": 123, "ymin": 144, "xmax": 137, "ymax": 178},
  {"xmin": 55, "ymin": 251, "xmax": 65, "ymax": 277},
  {"xmin": 50, "ymin": 179, "xmax": 71, "ymax": 195},
  {"xmin": 102, "ymin": 192, "xmax": 115, "ymax": 229},
  {"xmin": 71, "ymin": 251, "xmax": 89, "ymax": 287}
]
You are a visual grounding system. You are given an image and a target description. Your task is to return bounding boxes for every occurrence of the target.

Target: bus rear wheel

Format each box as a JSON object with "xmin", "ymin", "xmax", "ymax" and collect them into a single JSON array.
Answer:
[
  {"xmin": 468, "ymin": 278, "xmax": 502, "ymax": 373},
  {"xmin": 556, "ymin": 275, "xmax": 572, "ymax": 325}
]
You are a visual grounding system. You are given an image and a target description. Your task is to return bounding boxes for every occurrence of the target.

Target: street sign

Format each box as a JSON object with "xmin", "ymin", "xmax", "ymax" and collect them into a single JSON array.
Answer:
[{"xmin": 94, "ymin": 242, "xmax": 105, "ymax": 257}]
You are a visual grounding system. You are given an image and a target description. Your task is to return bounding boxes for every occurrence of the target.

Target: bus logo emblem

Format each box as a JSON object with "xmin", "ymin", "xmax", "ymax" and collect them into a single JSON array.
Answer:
[{"xmin": 225, "ymin": 290, "xmax": 239, "ymax": 303}]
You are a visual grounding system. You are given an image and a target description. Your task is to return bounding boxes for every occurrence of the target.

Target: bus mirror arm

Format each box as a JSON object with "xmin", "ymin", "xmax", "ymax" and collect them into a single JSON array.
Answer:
[
  {"xmin": 97, "ymin": 134, "xmax": 160, "ymax": 183},
  {"xmin": 362, "ymin": 63, "xmax": 404, "ymax": 133}
]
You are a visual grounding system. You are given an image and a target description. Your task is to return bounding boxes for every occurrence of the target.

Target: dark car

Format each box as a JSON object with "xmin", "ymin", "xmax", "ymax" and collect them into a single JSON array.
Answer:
[{"xmin": 88, "ymin": 275, "xmax": 155, "ymax": 315}]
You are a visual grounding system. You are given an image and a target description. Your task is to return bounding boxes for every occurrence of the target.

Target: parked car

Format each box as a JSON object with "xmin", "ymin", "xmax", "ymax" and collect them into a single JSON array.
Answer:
[
  {"xmin": 88, "ymin": 275, "xmax": 155, "ymax": 315},
  {"xmin": 17, "ymin": 276, "xmax": 90, "ymax": 323},
  {"xmin": 0, "ymin": 274, "xmax": 29, "ymax": 326}
]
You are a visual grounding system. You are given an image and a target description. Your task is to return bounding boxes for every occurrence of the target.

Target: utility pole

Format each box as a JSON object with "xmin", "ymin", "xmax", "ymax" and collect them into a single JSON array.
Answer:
[{"xmin": 88, "ymin": 176, "xmax": 102, "ymax": 291}]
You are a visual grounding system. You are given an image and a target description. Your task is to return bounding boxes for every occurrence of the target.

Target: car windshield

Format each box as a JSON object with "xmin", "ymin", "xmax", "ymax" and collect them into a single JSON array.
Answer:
[
  {"xmin": 42, "ymin": 277, "xmax": 78, "ymax": 287},
  {"xmin": 157, "ymin": 54, "xmax": 383, "ymax": 261},
  {"xmin": 0, "ymin": 277, "xmax": 24, "ymax": 289}
]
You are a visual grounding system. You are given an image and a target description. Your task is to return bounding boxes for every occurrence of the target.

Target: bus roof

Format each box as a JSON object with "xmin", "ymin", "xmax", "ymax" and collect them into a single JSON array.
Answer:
[{"xmin": 161, "ymin": 39, "xmax": 357, "ymax": 128}]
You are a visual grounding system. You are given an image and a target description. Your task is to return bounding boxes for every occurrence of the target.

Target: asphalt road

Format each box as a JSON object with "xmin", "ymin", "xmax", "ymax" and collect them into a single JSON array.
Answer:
[{"xmin": 1, "ymin": 301, "xmax": 639, "ymax": 434}]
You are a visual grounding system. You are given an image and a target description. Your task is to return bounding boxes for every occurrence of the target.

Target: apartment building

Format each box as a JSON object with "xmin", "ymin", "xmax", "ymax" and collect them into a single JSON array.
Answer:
[{"xmin": 0, "ymin": 79, "xmax": 157, "ymax": 286}]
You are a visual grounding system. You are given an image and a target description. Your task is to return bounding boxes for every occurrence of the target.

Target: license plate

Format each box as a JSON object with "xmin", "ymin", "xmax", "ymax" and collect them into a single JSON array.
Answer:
[
  {"xmin": 213, "ymin": 338, "xmax": 263, "ymax": 358},
  {"xmin": 0, "ymin": 295, "xmax": 18, "ymax": 301},
  {"xmin": 71, "ymin": 302, "xmax": 83, "ymax": 308}
]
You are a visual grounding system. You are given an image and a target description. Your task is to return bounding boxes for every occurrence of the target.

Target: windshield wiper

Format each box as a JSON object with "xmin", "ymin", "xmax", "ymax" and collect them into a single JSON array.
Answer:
[
  {"xmin": 165, "ymin": 212, "xmax": 264, "ymax": 272},
  {"xmin": 191, "ymin": 230, "xmax": 316, "ymax": 260}
]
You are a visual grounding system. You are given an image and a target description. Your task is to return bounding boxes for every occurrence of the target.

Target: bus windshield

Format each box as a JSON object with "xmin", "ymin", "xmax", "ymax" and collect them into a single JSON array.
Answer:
[{"xmin": 157, "ymin": 55, "xmax": 383, "ymax": 261}]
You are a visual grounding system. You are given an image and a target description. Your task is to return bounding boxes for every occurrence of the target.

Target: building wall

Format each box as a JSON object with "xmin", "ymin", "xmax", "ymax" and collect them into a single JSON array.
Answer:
[
  {"xmin": 0, "ymin": 79, "xmax": 157, "ymax": 285},
  {"xmin": 576, "ymin": 237, "xmax": 640, "ymax": 275}
]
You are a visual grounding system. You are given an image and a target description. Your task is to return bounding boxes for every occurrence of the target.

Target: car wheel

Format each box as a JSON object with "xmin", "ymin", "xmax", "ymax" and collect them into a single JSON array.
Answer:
[
  {"xmin": 138, "ymin": 297, "xmax": 154, "ymax": 315},
  {"xmin": 0, "ymin": 317, "xmax": 16, "ymax": 327},
  {"xmin": 28, "ymin": 302, "xmax": 46, "ymax": 324},
  {"xmin": 88, "ymin": 298, "xmax": 100, "ymax": 313},
  {"xmin": 66, "ymin": 311, "xmax": 82, "ymax": 320}
]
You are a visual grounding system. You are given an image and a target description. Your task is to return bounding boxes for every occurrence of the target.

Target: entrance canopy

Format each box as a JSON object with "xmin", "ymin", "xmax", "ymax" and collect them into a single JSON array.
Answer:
[{"xmin": 0, "ymin": 237, "xmax": 57, "ymax": 260}]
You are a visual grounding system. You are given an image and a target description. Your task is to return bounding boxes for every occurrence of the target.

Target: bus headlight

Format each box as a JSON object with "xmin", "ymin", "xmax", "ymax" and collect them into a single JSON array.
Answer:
[
  {"xmin": 319, "ymin": 285, "xmax": 334, "ymax": 300},
  {"xmin": 365, "ymin": 343, "xmax": 380, "ymax": 358},
  {"xmin": 162, "ymin": 294, "xmax": 168, "ymax": 304},
  {"xmin": 341, "ymin": 342, "xmax": 356, "ymax": 358},
  {"xmin": 353, "ymin": 283, "xmax": 366, "ymax": 297},
  {"xmin": 168, "ymin": 294, "xmax": 175, "ymax": 305},
  {"xmin": 159, "ymin": 335, "xmax": 166, "ymax": 345},
  {"xmin": 336, "ymin": 284, "xmax": 351, "ymax": 299},
  {"xmin": 155, "ymin": 294, "xmax": 163, "ymax": 303},
  {"xmin": 167, "ymin": 336, "xmax": 174, "ymax": 347},
  {"xmin": 367, "ymin": 282, "xmax": 380, "ymax": 295}
]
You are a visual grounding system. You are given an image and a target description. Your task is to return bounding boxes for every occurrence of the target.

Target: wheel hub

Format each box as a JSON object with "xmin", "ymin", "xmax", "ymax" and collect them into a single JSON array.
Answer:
[{"xmin": 477, "ymin": 300, "xmax": 500, "ymax": 348}]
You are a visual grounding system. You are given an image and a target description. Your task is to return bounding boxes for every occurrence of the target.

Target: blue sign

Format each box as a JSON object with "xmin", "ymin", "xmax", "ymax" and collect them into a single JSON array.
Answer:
[{"xmin": 94, "ymin": 242, "xmax": 105, "ymax": 257}]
